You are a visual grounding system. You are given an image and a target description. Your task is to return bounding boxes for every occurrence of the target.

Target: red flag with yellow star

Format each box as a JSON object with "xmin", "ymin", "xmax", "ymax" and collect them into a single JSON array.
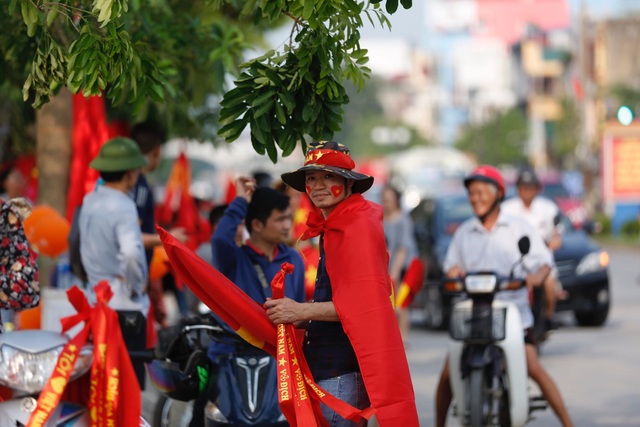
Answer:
[{"xmin": 395, "ymin": 257, "xmax": 426, "ymax": 309}]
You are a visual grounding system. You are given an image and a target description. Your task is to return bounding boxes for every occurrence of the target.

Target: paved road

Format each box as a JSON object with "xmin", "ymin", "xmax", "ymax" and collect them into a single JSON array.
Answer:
[
  {"xmin": 408, "ymin": 245, "xmax": 640, "ymax": 426},
  {"xmin": 143, "ymin": 245, "xmax": 640, "ymax": 426}
]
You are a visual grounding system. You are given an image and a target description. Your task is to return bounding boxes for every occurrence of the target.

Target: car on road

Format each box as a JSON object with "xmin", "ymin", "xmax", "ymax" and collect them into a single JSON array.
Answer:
[{"xmin": 410, "ymin": 193, "xmax": 611, "ymax": 329}]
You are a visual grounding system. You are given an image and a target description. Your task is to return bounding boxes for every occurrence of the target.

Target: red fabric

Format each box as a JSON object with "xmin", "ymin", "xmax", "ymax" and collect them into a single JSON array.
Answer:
[
  {"xmin": 302, "ymin": 194, "xmax": 419, "ymax": 426},
  {"xmin": 304, "ymin": 148, "xmax": 355, "ymax": 169},
  {"xmin": 223, "ymin": 176, "xmax": 237, "ymax": 205},
  {"xmin": 271, "ymin": 263, "xmax": 374, "ymax": 425},
  {"xmin": 395, "ymin": 257, "xmax": 425, "ymax": 309},
  {"xmin": 13, "ymin": 155, "xmax": 38, "ymax": 202},
  {"xmin": 27, "ymin": 283, "xmax": 140, "ymax": 427},
  {"xmin": 66, "ymin": 95, "xmax": 110, "ymax": 222},
  {"xmin": 157, "ymin": 153, "xmax": 203, "ymax": 251},
  {"xmin": 157, "ymin": 226, "xmax": 278, "ymax": 356},
  {"xmin": 300, "ymin": 244, "xmax": 319, "ymax": 302}
]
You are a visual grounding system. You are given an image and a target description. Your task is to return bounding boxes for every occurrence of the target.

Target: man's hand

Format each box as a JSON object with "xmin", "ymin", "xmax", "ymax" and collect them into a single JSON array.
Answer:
[
  {"xmin": 526, "ymin": 265, "xmax": 551, "ymax": 290},
  {"xmin": 169, "ymin": 227, "xmax": 189, "ymax": 244},
  {"xmin": 547, "ymin": 233, "xmax": 562, "ymax": 251},
  {"xmin": 446, "ymin": 265, "xmax": 465, "ymax": 278},
  {"xmin": 264, "ymin": 297, "xmax": 302, "ymax": 325},
  {"xmin": 236, "ymin": 177, "xmax": 257, "ymax": 202}
]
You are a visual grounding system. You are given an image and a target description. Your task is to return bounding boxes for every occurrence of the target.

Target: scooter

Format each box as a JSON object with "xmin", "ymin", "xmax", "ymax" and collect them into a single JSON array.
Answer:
[
  {"xmin": 0, "ymin": 329, "xmax": 93, "ymax": 426},
  {"xmin": 148, "ymin": 312, "xmax": 287, "ymax": 427},
  {"xmin": 444, "ymin": 237, "xmax": 547, "ymax": 427},
  {"xmin": 0, "ymin": 329, "xmax": 151, "ymax": 426}
]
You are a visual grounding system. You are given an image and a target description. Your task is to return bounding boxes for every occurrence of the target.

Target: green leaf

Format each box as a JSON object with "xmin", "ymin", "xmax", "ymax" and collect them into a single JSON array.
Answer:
[
  {"xmin": 251, "ymin": 89, "xmax": 276, "ymax": 108},
  {"xmin": 385, "ymin": 0, "xmax": 398, "ymax": 14},
  {"xmin": 219, "ymin": 120, "xmax": 247, "ymax": 142},
  {"xmin": 219, "ymin": 103, "xmax": 248, "ymax": 124},
  {"xmin": 220, "ymin": 87, "xmax": 249, "ymax": 108},
  {"xmin": 302, "ymin": 0, "xmax": 315, "ymax": 20},
  {"xmin": 265, "ymin": 140, "xmax": 277, "ymax": 163},
  {"xmin": 253, "ymin": 99, "xmax": 274, "ymax": 118},
  {"xmin": 274, "ymin": 102, "xmax": 286, "ymax": 125}
]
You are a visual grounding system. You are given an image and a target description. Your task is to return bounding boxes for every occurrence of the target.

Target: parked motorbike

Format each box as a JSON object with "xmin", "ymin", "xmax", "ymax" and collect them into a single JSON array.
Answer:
[
  {"xmin": 444, "ymin": 237, "xmax": 547, "ymax": 427},
  {"xmin": 0, "ymin": 328, "xmax": 151, "ymax": 427},
  {"xmin": 0, "ymin": 329, "xmax": 93, "ymax": 426},
  {"xmin": 148, "ymin": 313, "xmax": 287, "ymax": 427}
]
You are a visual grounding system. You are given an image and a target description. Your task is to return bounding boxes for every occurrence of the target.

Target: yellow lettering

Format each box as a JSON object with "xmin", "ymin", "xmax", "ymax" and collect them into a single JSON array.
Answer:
[
  {"xmin": 55, "ymin": 351, "xmax": 76, "ymax": 376},
  {"xmin": 40, "ymin": 391, "xmax": 58, "ymax": 412},
  {"xmin": 30, "ymin": 410, "xmax": 49, "ymax": 427},
  {"xmin": 106, "ymin": 376, "xmax": 119, "ymax": 402}
]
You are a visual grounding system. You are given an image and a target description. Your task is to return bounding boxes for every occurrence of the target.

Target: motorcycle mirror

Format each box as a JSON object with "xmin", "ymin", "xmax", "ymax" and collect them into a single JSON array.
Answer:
[{"xmin": 518, "ymin": 236, "xmax": 530, "ymax": 256}]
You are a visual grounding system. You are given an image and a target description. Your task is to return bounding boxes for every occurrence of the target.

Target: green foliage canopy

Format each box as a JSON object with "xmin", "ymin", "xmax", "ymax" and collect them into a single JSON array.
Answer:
[
  {"xmin": 3, "ymin": 0, "xmax": 412, "ymax": 161},
  {"xmin": 455, "ymin": 107, "xmax": 529, "ymax": 166}
]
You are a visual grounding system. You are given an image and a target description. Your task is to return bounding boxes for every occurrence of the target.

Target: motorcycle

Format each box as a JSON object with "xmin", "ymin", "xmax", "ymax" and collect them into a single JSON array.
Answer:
[
  {"xmin": 148, "ymin": 312, "xmax": 287, "ymax": 427},
  {"xmin": 444, "ymin": 237, "xmax": 547, "ymax": 427},
  {"xmin": 0, "ymin": 328, "xmax": 151, "ymax": 426}
]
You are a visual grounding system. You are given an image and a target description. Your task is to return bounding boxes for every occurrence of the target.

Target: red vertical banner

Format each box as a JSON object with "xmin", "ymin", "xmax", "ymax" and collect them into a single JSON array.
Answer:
[{"xmin": 66, "ymin": 95, "xmax": 110, "ymax": 222}]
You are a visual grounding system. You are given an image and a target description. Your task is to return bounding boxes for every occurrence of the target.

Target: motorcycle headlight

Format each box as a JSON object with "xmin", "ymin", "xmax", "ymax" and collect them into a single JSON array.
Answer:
[
  {"xmin": 0, "ymin": 343, "xmax": 93, "ymax": 394},
  {"xmin": 576, "ymin": 251, "xmax": 609, "ymax": 276},
  {"xmin": 464, "ymin": 275, "xmax": 497, "ymax": 294}
]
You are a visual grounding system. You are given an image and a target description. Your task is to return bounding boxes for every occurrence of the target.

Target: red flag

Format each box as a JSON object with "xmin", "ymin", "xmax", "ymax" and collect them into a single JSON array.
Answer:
[
  {"xmin": 157, "ymin": 153, "xmax": 204, "ymax": 250},
  {"xmin": 223, "ymin": 175, "xmax": 237, "ymax": 205},
  {"xmin": 27, "ymin": 283, "xmax": 141, "ymax": 427},
  {"xmin": 157, "ymin": 226, "xmax": 278, "ymax": 355},
  {"xmin": 66, "ymin": 95, "xmax": 110, "ymax": 222},
  {"xmin": 301, "ymin": 194, "xmax": 419, "ymax": 425},
  {"xmin": 395, "ymin": 257, "xmax": 426, "ymax": 309}
]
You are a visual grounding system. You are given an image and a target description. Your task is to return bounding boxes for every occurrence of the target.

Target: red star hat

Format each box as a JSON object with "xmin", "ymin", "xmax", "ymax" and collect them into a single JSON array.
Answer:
[{"xmin": 281, "ymin": 141, "xmax": 374, "ymax": 194}]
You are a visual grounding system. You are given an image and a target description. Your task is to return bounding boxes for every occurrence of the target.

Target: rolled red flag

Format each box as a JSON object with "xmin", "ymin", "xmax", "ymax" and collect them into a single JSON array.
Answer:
[
  {"xmin": 395, "ymin": 257, "xmax": 426, "ymax": 309},
  {"xmin": 156, "ymin": 226, "xmax": 277, "ymax": 356}
]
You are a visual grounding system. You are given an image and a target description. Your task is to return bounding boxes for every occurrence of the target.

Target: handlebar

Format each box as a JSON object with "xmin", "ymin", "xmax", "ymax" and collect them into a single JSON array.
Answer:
[{"xmin": 442, "ymin": 272, "xmax": 525, "ymax": 295}]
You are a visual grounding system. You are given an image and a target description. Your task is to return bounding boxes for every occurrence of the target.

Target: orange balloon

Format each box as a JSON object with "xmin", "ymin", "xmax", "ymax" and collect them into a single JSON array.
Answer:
[
  {"xmin": 149, "ymin": 246, "xmax": 170, "ymax": 281},
  {"xmin": 15, "ymin": 304, "xmax": 41, "ymax": 330},
  {"xmin": 23, "ymin": 205, "xmax": 70, "ymax": 257}
]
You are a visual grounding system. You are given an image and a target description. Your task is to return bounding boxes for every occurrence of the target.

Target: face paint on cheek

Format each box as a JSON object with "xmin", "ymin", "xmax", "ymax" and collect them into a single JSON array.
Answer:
[
  {"xmin": 306, "ymin": 185, "xmax": 312, "ymax": 194},
  {"xmin": 331, "ymin": 185, "xmax": 343, "ymax": 197}
]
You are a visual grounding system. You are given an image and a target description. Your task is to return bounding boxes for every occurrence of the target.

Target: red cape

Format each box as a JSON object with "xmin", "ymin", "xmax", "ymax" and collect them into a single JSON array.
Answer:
[{"xmin": 303, "ymin": 194, "xmax": 419, "ymax": 426}]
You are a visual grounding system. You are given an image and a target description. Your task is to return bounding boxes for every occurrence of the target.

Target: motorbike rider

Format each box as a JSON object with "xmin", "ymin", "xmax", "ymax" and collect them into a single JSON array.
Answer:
[
  {"xmin": 434, "ymin": 165, "xmax": 573, "ymax": 427},
  {"xmin": 502, "ymin": 168, "xmax": 563, "ymax": 333}
]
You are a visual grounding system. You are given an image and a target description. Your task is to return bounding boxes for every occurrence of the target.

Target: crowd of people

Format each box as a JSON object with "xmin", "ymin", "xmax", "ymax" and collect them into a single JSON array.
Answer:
[{"xmin": 0, "ymin": 128, "xmax": 578, "ymax": 426}]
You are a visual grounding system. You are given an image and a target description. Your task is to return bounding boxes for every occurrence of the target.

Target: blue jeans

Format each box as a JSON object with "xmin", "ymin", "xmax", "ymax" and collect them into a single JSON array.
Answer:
[{"xmin": 317, "ymin": 372, "xmax": 369, "ymax": 427}]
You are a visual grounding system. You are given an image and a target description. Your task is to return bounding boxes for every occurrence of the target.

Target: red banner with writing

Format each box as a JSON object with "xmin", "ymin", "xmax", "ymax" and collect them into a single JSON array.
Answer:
[
  {"xmin": 270, "ymin": 263, "xmax": 374, "ymax": 425},
  {"xmin": 26, "ymin": 282, "xmax": 141, "ymax": 427}
]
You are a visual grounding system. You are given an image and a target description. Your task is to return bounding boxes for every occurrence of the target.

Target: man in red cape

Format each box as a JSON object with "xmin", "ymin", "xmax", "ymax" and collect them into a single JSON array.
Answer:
[{"xmin": 264, "ymin": 141, "xmax": 419, "ymax": 426}]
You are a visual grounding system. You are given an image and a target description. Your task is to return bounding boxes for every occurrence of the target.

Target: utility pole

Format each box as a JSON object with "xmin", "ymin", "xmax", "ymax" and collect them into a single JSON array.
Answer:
[{"xmin": 576, "ymin": 0, "xmax": 595, "ymax": 215}]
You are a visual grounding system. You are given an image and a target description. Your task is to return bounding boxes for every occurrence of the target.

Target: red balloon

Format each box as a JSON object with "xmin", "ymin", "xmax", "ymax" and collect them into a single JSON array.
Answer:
[{"xmin": 23, "ymin": 205, "xmax": 70, "ymax": 257}]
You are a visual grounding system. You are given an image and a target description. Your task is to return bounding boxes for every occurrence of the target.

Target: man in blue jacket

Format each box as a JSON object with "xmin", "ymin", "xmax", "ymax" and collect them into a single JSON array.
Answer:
[
  {"xmin": 189, "ymin": 177, "xmax": 305, "ymax": 427},
  {"xmin": 212, "ymin": 177, "xmax": 305, "ymax": 303}
]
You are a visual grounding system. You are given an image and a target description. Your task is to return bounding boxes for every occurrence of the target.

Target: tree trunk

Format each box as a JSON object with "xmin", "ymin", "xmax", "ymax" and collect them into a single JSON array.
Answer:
[{"xmin": 35, "ymin": 88, "xmax": 72, "ymax": 216}]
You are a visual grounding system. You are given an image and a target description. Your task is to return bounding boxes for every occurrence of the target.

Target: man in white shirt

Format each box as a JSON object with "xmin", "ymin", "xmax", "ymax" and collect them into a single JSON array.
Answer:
[
  {"xmin": 79, "ymin": 137, "xmax": 149, "ymax": 312},
  {"xmin": 502, "ymin": 169, "xmax": 562, "ymax": 331},
  {"xmin": 435, "ymin": 165, "xmax": 573, "ymax": 427}
]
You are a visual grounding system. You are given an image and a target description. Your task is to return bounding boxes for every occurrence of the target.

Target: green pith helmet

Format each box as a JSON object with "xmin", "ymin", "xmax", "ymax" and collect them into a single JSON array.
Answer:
[{"xmin": 89, "ymin": 137, "xmax": 147, "ymax": 172}]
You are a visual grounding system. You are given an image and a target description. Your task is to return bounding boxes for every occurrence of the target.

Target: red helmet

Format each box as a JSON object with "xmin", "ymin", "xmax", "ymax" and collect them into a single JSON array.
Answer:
[{"xmin": 463, "ymin": 165, "xmax": 506, "ymax": 199}]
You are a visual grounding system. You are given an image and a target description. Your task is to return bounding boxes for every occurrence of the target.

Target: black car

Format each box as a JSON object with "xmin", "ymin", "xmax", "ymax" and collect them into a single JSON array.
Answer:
[{"xmin": 410, "ymin": 193, "xmax": 610, "ymax": 329}]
